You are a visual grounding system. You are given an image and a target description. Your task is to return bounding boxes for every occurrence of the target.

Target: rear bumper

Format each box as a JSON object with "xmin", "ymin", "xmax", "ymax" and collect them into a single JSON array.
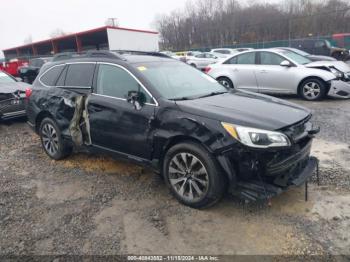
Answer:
[
  {"xmin": 234, "ymin": 156, "xmax": 318, "ymax": 201},
  {"xmin": 328, "ymin": 80, "xmax": 350, "ymax": 98}
]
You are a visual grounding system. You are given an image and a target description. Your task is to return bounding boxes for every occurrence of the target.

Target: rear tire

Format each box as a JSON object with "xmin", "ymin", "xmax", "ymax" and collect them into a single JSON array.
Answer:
[
  {"xmin": 39, "ymin": 117, "xmax": 72, "ymax": 160},
  {"xmin": 217, "ymin": 77, "xmax": 234, "ymax": 89},
  {"xmin": 163, "ymin": 142, "xmax": 226, "ymax": 209},
  {"xmin": 299, "ymin": 78, "xmax": 327, "ymax": 101}
]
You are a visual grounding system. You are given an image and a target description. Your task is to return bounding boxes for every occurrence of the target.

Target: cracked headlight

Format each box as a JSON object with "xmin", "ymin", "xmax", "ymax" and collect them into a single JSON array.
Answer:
[
  {"xmin": 330, "ymin": 67, "xmax": 343, "ymax": 79},
  {"xmin": 222, "ymin": 123, "xmax": 291, "ymax": 148}
]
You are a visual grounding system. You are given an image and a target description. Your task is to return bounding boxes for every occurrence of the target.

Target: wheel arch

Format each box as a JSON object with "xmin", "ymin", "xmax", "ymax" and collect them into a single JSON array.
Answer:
[
  {"xmin": 297, "ymin": 76, "xmax": 330, "ymax": 95},
  {"xmin": 35, "ymin": 111, "xmax": 55, "ymax": 133}
]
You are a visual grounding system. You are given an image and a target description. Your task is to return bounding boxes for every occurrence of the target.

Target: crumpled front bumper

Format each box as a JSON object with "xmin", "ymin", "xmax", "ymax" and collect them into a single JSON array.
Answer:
[
  {"xmin": 234, "ymin": 156, "xmax": 318, "ymax": 202},
  {"xmin": 328, "ymin": 80, "xmax": 350, "ymax": 98}
]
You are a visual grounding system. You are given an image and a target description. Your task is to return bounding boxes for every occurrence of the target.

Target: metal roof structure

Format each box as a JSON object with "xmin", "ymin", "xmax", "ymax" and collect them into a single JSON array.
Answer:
[{"xmin": 2, "ymin": 26, "xmax": 159, "ymax": 59}]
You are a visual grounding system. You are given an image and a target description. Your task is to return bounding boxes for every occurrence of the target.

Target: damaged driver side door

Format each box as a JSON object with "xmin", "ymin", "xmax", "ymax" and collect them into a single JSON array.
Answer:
[{"xmin": 87, "ymin": 63, "xmax": 157, "ymax": 161}]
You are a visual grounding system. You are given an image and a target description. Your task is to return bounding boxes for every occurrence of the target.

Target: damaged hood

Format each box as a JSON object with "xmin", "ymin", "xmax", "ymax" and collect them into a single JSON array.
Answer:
[
  {"xmin": 0, "ymin": 82, "xmax": 28, "ymax": 94},
  {"xmin": 305, "ymin": 61, "xmax": 350, "ymax": 73},
  {"xmin": 176, "ymin": 91, "xmax": 311, "ymax": 131}
]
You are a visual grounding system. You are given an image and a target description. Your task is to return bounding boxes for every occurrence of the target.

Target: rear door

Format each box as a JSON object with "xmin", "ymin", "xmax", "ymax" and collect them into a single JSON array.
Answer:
[
  {"xmin": 87, "ymin": 63, "xmax": 157, "ymax": 160},
  {"xmin": 222, "ymin": 52, "xmax": 258, "ymax": 92},
  {"xmin": 255, "ymin": 51, "xmax": 297, "ymax": 94}
]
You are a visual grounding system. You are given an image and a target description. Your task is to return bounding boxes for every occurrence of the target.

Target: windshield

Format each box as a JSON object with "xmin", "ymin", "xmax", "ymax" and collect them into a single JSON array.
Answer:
[
  {"xmin": 0, "ymin": 71, "xmax": 16, "ymax": 84},
  {"xmin": 289, "ymin": 48, "xmax": 310, "ymax": 56},
  {"xmin": 135, "ymin": 61, "xmax": 227, "ymax": 100},
  {"xmin": 280, "ymin": 50, "xmax": 312, "ymax": 65}
]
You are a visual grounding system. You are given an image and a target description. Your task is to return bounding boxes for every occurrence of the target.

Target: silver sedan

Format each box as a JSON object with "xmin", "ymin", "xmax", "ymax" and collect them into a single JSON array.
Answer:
[{"xmin": 206, "ymin": 49, "xmax": 350, "ymax": 100}]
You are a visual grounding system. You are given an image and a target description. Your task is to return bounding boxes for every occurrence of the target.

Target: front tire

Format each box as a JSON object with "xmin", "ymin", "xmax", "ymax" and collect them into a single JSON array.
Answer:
[
  {"xmin": 299, "ymin": 78, "xmax": 327, "ymax": 101},
  {"xmin": 163, "ymin": 142, "xmax": 226, "ymax": 209},
  {"xmin": 39, "ymin": 117, "xmax": 72, "ymax": 160},
  {"xmin": 217, "ymin": 77, "xmax": 234, "ymax": 89}
]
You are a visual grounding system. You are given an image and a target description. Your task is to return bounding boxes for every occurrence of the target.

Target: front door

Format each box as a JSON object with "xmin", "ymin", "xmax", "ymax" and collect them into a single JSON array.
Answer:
[
  {"xmin": 223, "ymin": 52, "xmax": 259, "ymax": 92},
  {"xmin": 255, "ymin": 51, "xmax": 298, "ymax": 94},
  {"xmin": 87, "ymin": 63, "xmax": 157, "ymax": 160}
]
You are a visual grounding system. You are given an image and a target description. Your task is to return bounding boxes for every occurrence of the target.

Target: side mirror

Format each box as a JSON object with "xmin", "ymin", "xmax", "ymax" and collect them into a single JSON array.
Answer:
[
  {"xmin": 280, "ymin": 60, "xmax": 292, "ymax": 67},
  {"xmin": 127, "ymin": 91, "xmax": 145, "ymax": 110}
]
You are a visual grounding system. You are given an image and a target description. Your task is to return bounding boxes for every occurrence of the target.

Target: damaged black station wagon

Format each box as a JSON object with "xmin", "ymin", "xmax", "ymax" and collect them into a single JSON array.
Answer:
[{"xmin": 26, "ymin": 51, "xmax": 319, "ymax": 208}]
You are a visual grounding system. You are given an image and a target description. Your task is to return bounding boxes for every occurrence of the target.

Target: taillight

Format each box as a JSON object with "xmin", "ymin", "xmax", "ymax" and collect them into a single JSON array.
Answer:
[
  {"xmin": 204, "ymin": 67, "xmax": 211, "ymax": 74},
  {"xmin": 25, "ymin": 87, "xmax": 32, "ymax": 99}
]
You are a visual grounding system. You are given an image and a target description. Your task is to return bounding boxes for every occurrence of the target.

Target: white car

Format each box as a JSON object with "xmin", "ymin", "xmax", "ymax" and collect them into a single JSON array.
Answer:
[
  {"xmin": 210, "ymin": 48, "xmax": 253, "ymax": 58},
  {"xmin": 186, "ymin": 52, "xmax": 220, "ymax": 70},
  {"xmin": 206, "ymin": 49, "xmax": 350, "ymax": 101}
]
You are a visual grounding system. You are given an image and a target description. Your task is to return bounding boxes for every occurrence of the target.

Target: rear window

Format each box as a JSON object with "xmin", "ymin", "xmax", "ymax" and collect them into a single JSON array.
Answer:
[
  {"xmin": 40, "ymin": 65, "xmax": 65, "ymax": 86},
  {"xmin": 65, "ymin": 63, "xmax": 95, "ymax": 87}
]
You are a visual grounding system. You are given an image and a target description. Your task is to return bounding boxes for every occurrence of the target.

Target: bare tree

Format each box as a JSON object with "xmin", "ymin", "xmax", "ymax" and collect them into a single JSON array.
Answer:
[
  {"xmin": 23, "ymin": 35, "xmax": 33, "ymax": 44},
  {"xmin": 155, "ymin": 0, "xmax": 350, "ymax": 50},
  {"xmin": 105, "ymin": 18, "xmax": 119, "ymax": 27},
  {"xmin": 50, "ymin": 28, "xmax": 67, "ymax": 38}
]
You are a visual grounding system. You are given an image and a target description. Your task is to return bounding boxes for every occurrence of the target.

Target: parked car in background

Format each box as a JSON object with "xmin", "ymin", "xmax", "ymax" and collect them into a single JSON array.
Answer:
[
  {"xmin": 210, "ymin": 48, "xmax": 253, "ymax": 58},
  {"xmin": 276, "ymin": 47, "xmax": 336, "ymax": 61},
  {"xmin": 18, "ymin": 57, "xmax": 52, "ymax": 84},
  {"xmin": 26, "ymin": 50, "xmax": 319, "ymax": 208},
  {"xmin": 186, "ymin": 52, "xmax": 220, "ymax": 70},
  {"xmin": 210, "ymin": 48, "xmax": 238, "ymax": 57},
  {"xmin": 0, "ymin": 70, "xmax": 29, "ymax": 120},
  {"xmin": 160, "ymin": 51, "xmax": 179, "ymax": 59},
  {"xmin": 206, "ymin": 49, "xmax": 350, "ymax": 100},
  {"xmin": 289, "ymin": 39, "xmax": 349, "ymax": 61},
  {"xmin": 1, "ymin": 58, "xmax": 28, "ymax": 77}
]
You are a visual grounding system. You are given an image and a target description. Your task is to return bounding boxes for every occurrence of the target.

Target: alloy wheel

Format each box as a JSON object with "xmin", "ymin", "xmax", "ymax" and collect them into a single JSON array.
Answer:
[
  {"xmin": 41, "ymin": 123, "xmax": 59, "ymax": 156},
  {"xmin": 303, "ymin": 82, "xmax": 321, "ymax": 99},
  {"xmin": 168, "ymin": 152, "xmax": 209, "ymax": 202},
  {"xmin": 219, "ymin": 79, "xmax": 231, "ymax": 89}
]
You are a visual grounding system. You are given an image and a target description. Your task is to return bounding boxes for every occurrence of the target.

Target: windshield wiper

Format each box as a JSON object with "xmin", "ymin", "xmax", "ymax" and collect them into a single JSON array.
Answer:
[{"xmin": 197, "ymin": 91, "xmax": 228, "ymax": 99}]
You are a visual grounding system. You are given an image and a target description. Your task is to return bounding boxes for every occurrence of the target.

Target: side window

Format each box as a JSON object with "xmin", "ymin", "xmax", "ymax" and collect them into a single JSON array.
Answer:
[
  {"xmin": 195, "ymin": 54, "xmax": 205, "ymax": 58},
  {"xmin": 224, "ymin": 56, "xmax": 238, "ymax": 64},
  {"xmin": 205, "ymin": 53, "xmax": 215, "ymax": 58},
  {"xmin": 96, "ymin": 64, "xmax": 153, "ymax": 103},
  {"xmin": 65, "ymin": 63, "xmax": 95, "ymax": 87},
  {"xmin": 40, "ymin": 65, "xmax": 65, "ymax": 86},
  {"xmin": 260, "ymin": 52, "xmax": 285, "ymax": 65},
  {"xmin": 217, "ymin": 50, "xmax": 230, "ymax": 54},
  {"xmin": 315, "ymin": 40, "xmax": 325, "ymax": 48},
  {"xmin": 236, "ymin": 52, "xmax": 256, "ymax": 64}
]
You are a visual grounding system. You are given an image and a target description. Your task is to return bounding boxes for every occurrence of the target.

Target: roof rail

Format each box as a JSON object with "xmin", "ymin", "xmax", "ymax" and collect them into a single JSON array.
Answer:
[
  {"xmin": 112, "ymin": 50, "xmax": 170, "ymax": 58},
  {"xmin": 52, "ymin": 50, "xmax": 126, "ymax": 62}
]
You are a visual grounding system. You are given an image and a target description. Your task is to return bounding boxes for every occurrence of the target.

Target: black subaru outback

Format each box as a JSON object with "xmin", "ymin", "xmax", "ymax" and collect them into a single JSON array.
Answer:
[{"xmin": 26, "ymin": 51, "xmax": 319, "ymax": 208}]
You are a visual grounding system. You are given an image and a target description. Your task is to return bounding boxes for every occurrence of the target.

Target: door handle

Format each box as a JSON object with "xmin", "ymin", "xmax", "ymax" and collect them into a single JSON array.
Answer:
[
  {"xmin": 260, "ymin": 70, "xmax": 268, "ymax": 73},
  {"xmin": 232, "ymin": 68, "xmax": 239, "ymax": 72}
]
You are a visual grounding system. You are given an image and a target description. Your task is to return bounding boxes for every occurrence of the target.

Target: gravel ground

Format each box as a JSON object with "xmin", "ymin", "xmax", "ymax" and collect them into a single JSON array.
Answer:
[{"xmin": 0, "ymin": 97, "xmax": 349, "ymax": 258}]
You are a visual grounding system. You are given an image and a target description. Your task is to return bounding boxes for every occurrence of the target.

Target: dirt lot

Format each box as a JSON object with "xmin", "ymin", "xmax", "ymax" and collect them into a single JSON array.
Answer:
[{"xmin": 0, "ymin": 97, "xmax": 350, "ymax": 257}]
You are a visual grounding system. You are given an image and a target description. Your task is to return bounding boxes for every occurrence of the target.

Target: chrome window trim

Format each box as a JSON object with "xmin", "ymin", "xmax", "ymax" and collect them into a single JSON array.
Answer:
[
  {"xmin": 96, "ymin": 62, "xmax": 159, "ymax": 106},
  {"xmin": 91, "ymin": 93, "xmax": 156, "ymax": 107}
]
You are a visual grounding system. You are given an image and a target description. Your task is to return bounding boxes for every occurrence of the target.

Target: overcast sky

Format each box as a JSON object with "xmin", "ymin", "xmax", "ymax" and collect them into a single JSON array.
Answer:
[
  {"xmin": 0, "ymin": 0, "xmax": 280, "ymax": 58},
  {"xmin": 0, "ymin": 0, "xmax": 192, "ymax": 57}
]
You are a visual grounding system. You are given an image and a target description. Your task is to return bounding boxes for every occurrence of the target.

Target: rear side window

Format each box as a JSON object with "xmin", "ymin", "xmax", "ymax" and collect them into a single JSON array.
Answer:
[
  {"xmin": 225, "ymin": 52, "xmax": 255, "ymax": 65},
  {"xmin": 40, "ymin": 65, "xmax": 65, "ymax": 86},
  {"xmin": 65, "ymin": 63, "xmax": 95, "ymax": 87}
]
